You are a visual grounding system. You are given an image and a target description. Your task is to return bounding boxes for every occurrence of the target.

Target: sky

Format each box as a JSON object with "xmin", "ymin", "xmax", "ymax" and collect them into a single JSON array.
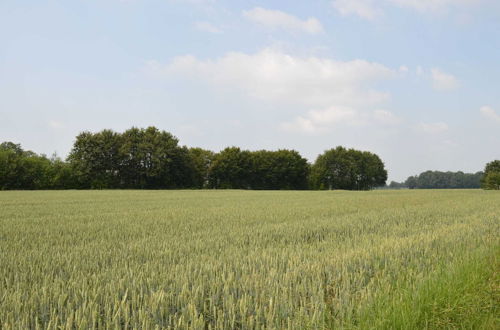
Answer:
[{"xmin": 1, "ymin": 0, "xmax": 499, "ymax": 182}]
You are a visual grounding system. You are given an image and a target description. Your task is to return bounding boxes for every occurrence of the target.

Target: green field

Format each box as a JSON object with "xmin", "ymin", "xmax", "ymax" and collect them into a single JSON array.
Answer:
[{"xmin": 1, "ymin": 190, "xmax": 498, "ymax": 329}]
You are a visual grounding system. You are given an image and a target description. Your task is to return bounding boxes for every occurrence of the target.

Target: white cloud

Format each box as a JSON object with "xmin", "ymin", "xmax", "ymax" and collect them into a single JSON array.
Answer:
[
  {"xmin": 373, "ymin": 109, "xmax": 400, "ymax": 125},
  {"xmin": 281, "ymin": 108, "xmax": 399, "ymax": 134},
  {"xmin": 332, "ymin": 0, "xmax": 483, "ymax": 20},
  {"xmin": 388, "ymin": 0, "xmax": 482, "ymax": 13},
  {"xmin": 194, "ymin": 21, "xmax": 222, "ymax": 33},
  {"xmin": 480, "ymin": 105, "xmax": 500, "ymax": 122},
  {"xmin": 431, "ymin": 68, "xmax": 459, "ymax": 91},
  {"xmin": 281, "ymin": 107, "xmax": 361, "ymax": 134},
  {"xmin": 152, "ymin": 49, "xmax": 401, "ymax": 135},
  {"xmin": 243, "ymin": 7, "xmax": 323, "ymax": 34},
  {"xmin": 158, "ymin": 48, "xmax": 395, "ymax": 108},
  {"xmin": 418, "ymin": 122, "xmax": 449, "ymax": 133},
  {"xmin": 332, "ymin": 0, "xmax": 383, "ymax": 20}
]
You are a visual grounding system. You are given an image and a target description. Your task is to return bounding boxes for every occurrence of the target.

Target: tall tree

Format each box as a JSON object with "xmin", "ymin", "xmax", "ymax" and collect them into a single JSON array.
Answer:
[
  {"xmin": 402, "ymin": 171, "xmax": 484, "ymax": 189},
  {"xmin": 188, "ymin": 148, "xmax": 214, "ymax": 188},
  {"xmin": 67, "ymin": 130, "xmax": 122, "ymax": 189},
  {"xmin": 482, "ymin": 160, "xmax": 500, "ymax": 190},
  {"xmin": 0, "ymin": 142, "xmax": 55, "ymax": 190},
  {"xmin": 207, "ymin": 147, "xmax": 253, "ymax": 189},
  {"xmin": 310, "ymin": 147, "xmax": 387, "ymax": 190},
  {"xmin": 120, "ymin": 127, "xmax": 185, "ymax": 188},
  {"xmin": 250, "ymin": 150, "xmax": 309, "ymax": 190}
]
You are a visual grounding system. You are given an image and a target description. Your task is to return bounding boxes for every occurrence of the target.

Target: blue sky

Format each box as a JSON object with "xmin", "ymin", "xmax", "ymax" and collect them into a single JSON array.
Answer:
[{"xmin": 1, "ymin": 0, "xmax": 499, "ymax": 181}]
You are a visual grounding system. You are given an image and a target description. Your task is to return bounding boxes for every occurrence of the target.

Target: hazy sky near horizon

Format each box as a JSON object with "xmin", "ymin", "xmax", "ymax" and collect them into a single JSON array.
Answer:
[{"xmin": 1, "ymin": 0, "xmax": 499, "ymax": 181}]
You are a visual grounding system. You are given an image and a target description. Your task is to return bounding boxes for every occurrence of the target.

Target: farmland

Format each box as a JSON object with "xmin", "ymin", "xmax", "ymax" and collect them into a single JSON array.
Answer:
[{"xmin": 0, "ymin": 190, "xmax": 498, "ymax": 329}]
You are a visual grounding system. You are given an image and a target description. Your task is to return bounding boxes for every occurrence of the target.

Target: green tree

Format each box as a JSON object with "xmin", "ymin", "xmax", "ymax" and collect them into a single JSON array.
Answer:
[
  {"xmin": 188, "ymin": 148, "xmax": 214, "ymax": 188},
  {"xmin": 0, "ymin": 142, "xmax": 55, "ymax": 190},
  {"xmin": 482, "ymin": 160, "xmax": 500, "ymax": 190},
  {"xmin": 310, "ymin": 146, "xmax": 387, "ymax": 190},
  {"xmin": 250, "ymin": 149, "xmax": 309, "ymax": 190},
  {"xmin": 120, "ymin": 127, "xmax": 193, "ymax": 188},
  {"xmin": 67, "ymin": 130, "xmax": 122, "ymax": 189},
  {"xmin": 208, "ymin": 147, "xmax": 253, "ymax": 189}
]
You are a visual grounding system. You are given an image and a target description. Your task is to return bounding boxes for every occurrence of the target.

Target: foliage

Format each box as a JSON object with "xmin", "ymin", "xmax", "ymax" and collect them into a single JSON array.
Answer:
[
  {"xmin": 207, "ymin": 147, "xmax": 253, "ymax": 189},
  {"xmin": 0, "ymin": 190, "xmax": 498, "ymax": 328},
  {"xmin": 249, "ymin": 149, "xmax": 309, "ymax": 190},
  {"xmin": 401, "ymin": 171, "xmax": 484, "ymax": 189},
  {"xmin": 482, "ymin": 160, "xmax": 500, "ymax": 190},
  {"xmin": 310, "ymin": 146, "xmax": 387, "ymax": 190},
  {"xmin": 2, "ymin": 127, "xmax": 493, "ymax": 191},
  {"xmin": 207, "ymin": 147, "xmax": 310, "ymax": 190},
  {"xmin": 188, "ymin": 147, "xmax": 215, "ymax": 188},
  {"xmin": 0, "ymin": 142, "xmax": 76, "ymax": 190},
  {"xmin": 68, "ymin": 127, "xmax": 195, "ymax": 189},
  {"xmin": 0, "ymin": 128, "xmax": 315, "ymax": 190}
]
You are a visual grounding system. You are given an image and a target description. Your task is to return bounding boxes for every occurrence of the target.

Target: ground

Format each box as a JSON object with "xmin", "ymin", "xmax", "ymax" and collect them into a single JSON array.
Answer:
[{"xmin": 0, "ymin": 190, "xmax": 498, "ymax": 328}]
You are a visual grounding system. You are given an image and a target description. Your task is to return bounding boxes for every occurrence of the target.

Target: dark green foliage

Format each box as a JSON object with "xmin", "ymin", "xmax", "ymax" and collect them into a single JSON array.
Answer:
[
  {"xmin": 249, "ymin": 150, "xmax": 309, "ymax": 190},
  {"xmin": 309, "ymin": 146, "xmax": 387, "ymax": 190},
  {"xmin": 482, "ymin": 160, "xmax": 500, "ymax": 190},
  {"xmin": 0, "ymin": 143, "xmax": 77, "ymax": 190},
  {"xmin": 188, "ymin": 148, "xmax": 214, "ymax": 188},
  {"xmin": 68, "ymin": 127, "xmax": 195, "ymax": 189},
  {"xmin": 68, "ymin": 130, "xmax": 122, "ymax": 189},
  {"xmin": 402, "ymin": 171, "xmax": 484, "ymax": 189},
  {"xmin": 207, "ymin": 148, "xmax": 310, "ymax": 190},
  {"xmin": 118, "ymin": 127, "xmax": 190, "ymax": 188},
  {"xmin": 1, "ymin": 129, "xmax": 388, "ymax": 190},
  {"xmin": 207, "ymin": 147, "xmax": 253, "ymax": 189}
]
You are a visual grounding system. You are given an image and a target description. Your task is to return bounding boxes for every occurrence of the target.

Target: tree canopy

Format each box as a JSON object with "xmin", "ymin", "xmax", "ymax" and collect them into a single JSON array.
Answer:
[
  {"xmin": 68, "ymin": 127, "xmax": 196, "ymax": 189},
  {"xmin": 0, "ymin": 142, "xmax": 76, "ymax": 190},
  {"xmin": 18, "ymin": 126, "xmax": 500, "ymax": 191},
  {"xmin": 309, "ymin": 146, "xmax": 387, "ymax": 190},
  {"xmin": 482, "ymin": 160, "xmax": 500, "ymax": 190},
  {"xmin": 402, "ymin": 171, "xmax": 484, "ymax": 189}
]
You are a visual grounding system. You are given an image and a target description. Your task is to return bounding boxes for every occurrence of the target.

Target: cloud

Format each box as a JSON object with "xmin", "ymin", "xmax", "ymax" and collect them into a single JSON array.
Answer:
[
  {"xmin": 431, "ymin": 68, "xmax": 459, "ymax": 91},
  {"xmin": 332, "ymin": 0, "xmax": 383, "ymax": 20},
  {"xmin": 152, "ymin": 49, "xmax": 401, "ymax": 135},
  {"xmin": 480, "ymin": 105, "xmax": 500, "ymax": 122},
  {"xmin": 281, "ymin": 107, "xmax": 360, "ymax": 134},
  {"xmin": 281, "ymin": 108, "xmax": 399, "ymax": 134},
  {"xmin": 194, "ymin": 21, "xmax": 222, "ymax": 33},
  {"xmin": 388, "ymin": 0, "xmax": 482, "ymax": 13},
  {"xmin": 157, "ymin": 48, "xmax": 395, "ymax": 108},
  {"xmin": 373, "ymin": 109, "xmax": 401, "ymax": 125},
  {"xmin": 418, "ymin": 122, "xmax": 449, "ymax": 133},
  {"xmin": 332, "ymin": 0, "xmax": 484, "ymax": 20},
  {"xmin": 243, "ymin": 7, "xmax": 323, "ymax": 34}
]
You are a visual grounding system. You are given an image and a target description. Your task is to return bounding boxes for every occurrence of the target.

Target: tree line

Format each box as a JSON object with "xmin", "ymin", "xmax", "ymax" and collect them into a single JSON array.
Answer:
[
  {"xmin": 0, "ymin": 127, "xmax": 388, "ymax": 190},
  {"xmin": 388, "ymin": 162, "xmax": 500, "ymax": 190}
]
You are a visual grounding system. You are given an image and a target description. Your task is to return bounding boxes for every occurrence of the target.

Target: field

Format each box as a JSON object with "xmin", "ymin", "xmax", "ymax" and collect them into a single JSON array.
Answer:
[{"xmin": 0, "ymin": 190, "xmax": 498, "ymax": 329}]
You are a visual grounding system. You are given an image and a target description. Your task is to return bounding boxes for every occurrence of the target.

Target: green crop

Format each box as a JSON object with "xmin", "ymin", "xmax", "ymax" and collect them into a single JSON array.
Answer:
[{"xmin": 0, "ymin": 190, "xmax": 498, "ymax": 329}]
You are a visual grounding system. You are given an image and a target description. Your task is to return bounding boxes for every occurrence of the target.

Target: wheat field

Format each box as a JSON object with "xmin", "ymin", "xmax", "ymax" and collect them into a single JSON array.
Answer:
[{"xmin": 0, "ymin": 190, "xmax": 498, "ymax": 329}]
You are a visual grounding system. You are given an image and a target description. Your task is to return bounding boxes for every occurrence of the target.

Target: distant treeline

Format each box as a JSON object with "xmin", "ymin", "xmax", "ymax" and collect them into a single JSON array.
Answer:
[
  {"xmin": 389, "ymin": 170, "xmax": 495, "ymax": 189},
  {"xmin": 0, "ymin": 127, "xmax": 387, "ymax": 190}
]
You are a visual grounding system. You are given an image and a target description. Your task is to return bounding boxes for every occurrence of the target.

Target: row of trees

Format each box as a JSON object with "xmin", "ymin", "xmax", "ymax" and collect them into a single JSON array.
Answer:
[
  {"xmin": 0, "ymin": 127, "xmax": 388, "ymax": 190},
  {"xmin": 388, "ymin": 161, "xmax": 500, "ymax": 190},
  {"xmin": 402, "ymin": 171, "xmax": 484, "ymax": 189},
  {"xmin": 0, "ymin": 142, "xmax": 74, "ymax": 190}
]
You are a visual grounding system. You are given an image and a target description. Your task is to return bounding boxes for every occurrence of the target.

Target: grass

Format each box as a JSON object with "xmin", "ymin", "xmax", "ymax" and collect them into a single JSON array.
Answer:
[{"xmin": 0, "ymin": 189, "xmax": 498, "ymax": 329}]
